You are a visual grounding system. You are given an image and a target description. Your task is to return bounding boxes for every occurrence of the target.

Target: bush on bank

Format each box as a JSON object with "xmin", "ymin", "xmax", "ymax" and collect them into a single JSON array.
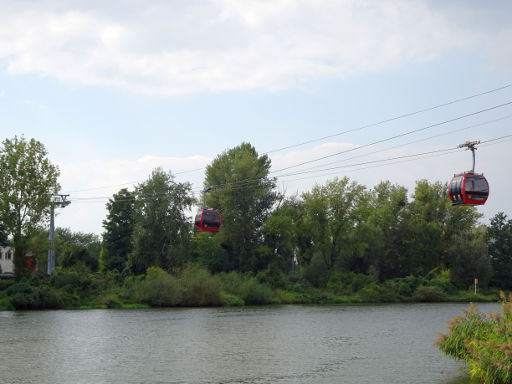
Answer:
[
  {"xmin": 436, "ymin": 293, "xmax": 512, "ymax": 384},
  {"xmin": 0, "ymin": 267, "xmax": 499, "ymax": 310}
]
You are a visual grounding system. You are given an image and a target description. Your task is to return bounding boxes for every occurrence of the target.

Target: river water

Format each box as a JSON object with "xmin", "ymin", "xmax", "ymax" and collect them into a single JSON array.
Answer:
[{"xmin": 0, "ymin": 303, "xmax": 500, "ymax": 384}]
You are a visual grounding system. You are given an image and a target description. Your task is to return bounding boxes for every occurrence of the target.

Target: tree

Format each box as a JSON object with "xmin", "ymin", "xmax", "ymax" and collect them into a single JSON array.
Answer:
[
  {"xmin": 55, "ymin": 228, "xmax": 101, "ymax": 272},
  {"xmin": 0, "ymin": 221, "xmax": 8, "ymax": 246},
  {"xmin": 366, "ymin": 181, "xmax": 409, "ymax": 280},
  {"xmin": 204, "ymin": 142, "xmax": 278, "ymax": 273},
  {"xmin": 487, "ymin": 212, "xmax": 512, "ymax": 289},
  {"xmin": 129, "ymin": 168, "xmax": 193, "ymax": 274},
  {"xmin": 0, "ymin": 136, "xmax": 60, "ymax": 280},
  {"xmin": 101, "ymin": 188, "xmax": 135, "ymax": 272},
  {"xmin": 300, "ymin": 177, "xmax": 369, "ymax": 273},
  {"xmin": 260, "ymin": 197, "xmax": 302, "ymax": 276}
]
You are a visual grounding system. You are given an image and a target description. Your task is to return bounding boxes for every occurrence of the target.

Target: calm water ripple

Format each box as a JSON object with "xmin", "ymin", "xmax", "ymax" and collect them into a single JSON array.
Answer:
[{"xmin": 0, "ymin": 303, "xmax": 499, "ymax": 384}]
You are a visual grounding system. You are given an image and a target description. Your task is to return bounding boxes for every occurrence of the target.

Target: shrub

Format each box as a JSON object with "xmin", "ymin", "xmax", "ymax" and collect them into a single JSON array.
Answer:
[
  {"xmin": 133, "ymin": 267, "xmax": 184, "ymax": 307},
  {"xmin": 51, "ymin": 270, "xmax": 91, "ymax": 294},
  {"xmin": 256, "ymin": 264, "xmax": 288, "ymax": 289},
  {"xmin": 413, "ymin": 285, "xmax": 447, "ymax": 302},
  {"xmin": 239, "ymin": 277, "xmax": 273, "ymax": 305},
  {"xmin": 180, "ymin": 265, "xmax": 225, "ymax": 306},
  {"xmin": 393, "ymin": 275, "xmax": 425, "ymax": 298},
  {"xmin": 430, "ymin": 270, "xmax": 458, "ymax": 295},
  {"xmin": 221, "ymin": 293, "xmax": 244, "ymax": 306},
  {"xmin": 274, "ymin": 289, "xmax": 311, "ymax": 304},
  {"xmin": 327, "ymin": 272, "xmax": 377, "ymax": 295},
  {"xmin": 218, "ymin": 271, "xmax": 243, "ymax": 295},
  {"xmin": 436, "ymin": 295, "xmax": 512, "ymax": 384},
  {"xmin": 7, "ymin": 283, "xmax": 62, "ymax": 309},
  {"xmin": 96, "ymin": 293, "xmax": 123, "ymax": 309}
]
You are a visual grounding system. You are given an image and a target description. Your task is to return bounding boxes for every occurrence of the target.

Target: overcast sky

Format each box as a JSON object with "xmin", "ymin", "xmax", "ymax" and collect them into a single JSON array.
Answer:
[{"xmin": 1, "ymin": 0, "xmax": 511, "ymax": 235}]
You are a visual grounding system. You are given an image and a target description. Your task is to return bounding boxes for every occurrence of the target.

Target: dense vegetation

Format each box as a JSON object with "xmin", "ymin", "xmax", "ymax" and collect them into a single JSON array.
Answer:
[
  {"xmin": 436, "ymin": 293, "xmax": 512, "ymax": 384},
  {"xmin": 0, "ymin": 140, "xmax": 511, "ymax": 310}
]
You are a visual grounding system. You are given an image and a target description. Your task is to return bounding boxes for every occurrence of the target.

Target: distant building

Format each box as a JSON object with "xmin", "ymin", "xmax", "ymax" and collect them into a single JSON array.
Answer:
[
  {"xmin": 0, "ymin": 246, "xmax": 14, "ymax": 274},
  {"xmin": 0, "ymin": 246, "xmax": 37, "ymax": 276}
]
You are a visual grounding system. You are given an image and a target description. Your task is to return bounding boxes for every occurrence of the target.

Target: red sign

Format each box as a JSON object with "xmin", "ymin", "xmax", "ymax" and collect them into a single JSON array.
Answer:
[{"xmin": 474, "ymin": 278, "xmax": 478, "ymax": 285}]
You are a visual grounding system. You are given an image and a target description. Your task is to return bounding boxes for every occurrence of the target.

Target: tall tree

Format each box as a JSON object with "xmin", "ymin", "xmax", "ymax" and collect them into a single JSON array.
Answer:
[
  {"xmin": 300, "ymin": 177, "xmax": 369, "ymax": 272},
  {"xmin": 366, "ymin": 181, "xmax": 409, "ymax": 280},
  {"xmin": 101, "ymin": 188, "xmax": 135, "ymax": 272},
  {"xmin": 0, "ymin": 136, "xmax": 60, "ymax": 280},
  {"xmin": 129, "ymin": 168, "xmax": 193, "ymax": 274},
  {"xmin": 487, "ymin": 212, "xmax": 512, "ymax": 289},
  {"xmin": 204, "ymin": 142, "xmax": 278, "ymax": 272}
]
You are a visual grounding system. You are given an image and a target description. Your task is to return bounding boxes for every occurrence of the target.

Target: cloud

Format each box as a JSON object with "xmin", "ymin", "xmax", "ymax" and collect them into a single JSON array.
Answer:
[{"xmin": 0, "ymin": 0, "xmax": 508, "ymax": 95}]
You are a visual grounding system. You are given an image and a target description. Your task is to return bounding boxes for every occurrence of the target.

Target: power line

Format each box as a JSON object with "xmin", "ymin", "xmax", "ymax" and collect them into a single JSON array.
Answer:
[
  {"xmin": 263, "ymin": 83, "xmax": 512, "ymax": 154},
  {"xmin": 289, "ymin": 114, "xmax": 512, "ymax": 173},
  {"xmin": 65, "ymin": 84, "xmax": 512, "ymax": 195},
  {"xmin": 69, "ymin": 134, "xmax": 511, "ymax": 204},
  {"xmin": 271, "ymin": 100, "xmax": 512, "ymax": 174},
  {"xmin": 277, "ymin": 136, "xmax": 512, "ymax": 185}
]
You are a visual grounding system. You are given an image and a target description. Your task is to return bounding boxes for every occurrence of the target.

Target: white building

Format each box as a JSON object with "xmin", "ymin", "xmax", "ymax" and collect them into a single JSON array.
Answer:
[{"xmin": 0, "ymin": 246, "xmax": 14, "ymax": 274}]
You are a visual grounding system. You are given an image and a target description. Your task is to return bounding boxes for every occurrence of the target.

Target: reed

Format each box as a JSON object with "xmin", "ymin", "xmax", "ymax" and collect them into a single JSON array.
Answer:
[{"xmin": 436, "ymin": 292, "xmax": 512, "ymax": 383}]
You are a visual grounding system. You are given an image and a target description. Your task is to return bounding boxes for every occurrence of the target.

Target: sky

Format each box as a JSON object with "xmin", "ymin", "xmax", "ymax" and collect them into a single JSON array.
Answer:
[{"xmin": 1, "ymin": 0, "xmax": 511, "ymax": 235}]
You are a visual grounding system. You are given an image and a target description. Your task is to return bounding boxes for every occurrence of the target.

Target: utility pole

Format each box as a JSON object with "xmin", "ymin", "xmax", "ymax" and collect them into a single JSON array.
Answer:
[{"xmin": 47, "ymin": 194, "xmax": 71, "ymax": 275}]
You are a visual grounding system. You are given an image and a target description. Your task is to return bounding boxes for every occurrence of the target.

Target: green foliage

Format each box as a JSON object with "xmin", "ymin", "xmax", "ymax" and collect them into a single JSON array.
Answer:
[
  {"xmin": 327, "ymin": 271, "xmax": 377, "ymax": 295},
  {"xmin": 204, "ymin": 142, "xmax": 278, "ymax": 273},
  {"xmin": 180, "ymin": 264, "xmax": 224, "ymax": 306},
  {"xmin": 101, "ymin": 188, "xmax": 135, "ymax": 272},
  {"xmin": 429, "ymin": 269, "xmax": 458, "ymax": 295},
  {"xmin": 6, "ymin": 281, "xmax": 62, "ymax": 309},
  {"xmin": 217, "ymin": 271, "xmax": 272, "ymax": 305},
  {"xmin": 221, "ymin": 292, "xmax": 244, "ymax": 306},
  {"xmin": 0, "ymin": 136, "xmax": 60, "ymax": 280},
  {"xmin": 131, "ymin": 267, "xmax": 184, "ymax": 307},
  {"xmin": 55, "ymin": 228, "xmax": 101, "ymax": 272},
  {"xmin": 129, "ymin": 168, "xmax": 193, "ymax": 274},
  {"xmin": 413, "ymin": 285, "xmax": 447, "ymax": 302},
  {"xmin": 128, "ymin": 266, "xmax": 224, "ymax": 307},
  {"xmin": 487, "ymin": 212, "xmax": 512, "ymax": 289},
  {"xmin": 239, "ymin": 277, "xmax": 273, "ymax": 305},
  {"xmin": 304, "ymin": 251, "xmax": 329, "ymax": 288},
  {"xmin": 437, "ymin": 297, "xmax": 512, "ymax": 383},
  {"xmin": 256, "ymin": 263, "xmax": 288, "ymax": 289},
  {"xmin": 300, "ymin": 177, "xmax": 369, "ymax": 272},
  {"xmin": 190, "ymin": 231, "xmax": 231, "ymax": 273}
]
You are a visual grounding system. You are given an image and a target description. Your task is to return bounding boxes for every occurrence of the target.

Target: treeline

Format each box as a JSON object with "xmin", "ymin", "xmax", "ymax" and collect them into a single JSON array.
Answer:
[{"xmin": 1, "ymin": 142, "xmax": 512, "ymax": 309}]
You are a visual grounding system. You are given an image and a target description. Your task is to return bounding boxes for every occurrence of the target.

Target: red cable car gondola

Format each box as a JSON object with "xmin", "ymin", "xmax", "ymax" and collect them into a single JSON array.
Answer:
[
  {"xmin": 448, "ymin": 172, "xmax": 489, "ymax": 206},
  {"xmin": 195, "ymin": 186, "xmax": 222, "ymax": 232},
  {"xmin": 194, "ymin": 209, "xmax": 221, "ymax": 232},
  {"xmin": 447, "ymin": 141, "xmax": 489, "ymax": 206}
]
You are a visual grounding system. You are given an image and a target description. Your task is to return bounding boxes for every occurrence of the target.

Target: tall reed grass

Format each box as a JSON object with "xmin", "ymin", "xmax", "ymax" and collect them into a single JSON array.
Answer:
[{"xmin": 436, "ymin": 292, "xmax": 512, "ymax": 384}]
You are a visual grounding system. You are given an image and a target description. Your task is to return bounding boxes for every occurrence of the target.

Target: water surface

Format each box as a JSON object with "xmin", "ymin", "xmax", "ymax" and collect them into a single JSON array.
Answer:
[{"xmin": 0, "ymin": 303, "xmax": 499, "ymax": 383}]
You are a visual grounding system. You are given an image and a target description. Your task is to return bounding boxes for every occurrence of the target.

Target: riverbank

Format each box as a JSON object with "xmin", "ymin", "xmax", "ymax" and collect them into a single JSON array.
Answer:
[{"xmin": 0, "ymin": 266, "xmax": 499, "ymax": 311}]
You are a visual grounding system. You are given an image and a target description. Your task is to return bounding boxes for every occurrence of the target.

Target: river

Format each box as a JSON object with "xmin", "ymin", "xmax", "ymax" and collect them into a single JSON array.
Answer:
[{"xmin": 0, "ymin": 303, "xmax": 500, "ymax": 383}]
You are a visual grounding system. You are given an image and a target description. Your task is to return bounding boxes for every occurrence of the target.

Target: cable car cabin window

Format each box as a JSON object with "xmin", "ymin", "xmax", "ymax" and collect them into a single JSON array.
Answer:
[
  {"xmin": 194, "ymin": 212, "xmax": 202, "ymax": 228},
  {"xmin": 464, "ymin": 175, "xmax": 489, "ymax": 201},
  {"xmin": 448, "ymin": 175, "xmax": 464, "ymax": 203},
  {"xmin": 204, "ymin": 211, "xmax": 220, "ymax": 227}
]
